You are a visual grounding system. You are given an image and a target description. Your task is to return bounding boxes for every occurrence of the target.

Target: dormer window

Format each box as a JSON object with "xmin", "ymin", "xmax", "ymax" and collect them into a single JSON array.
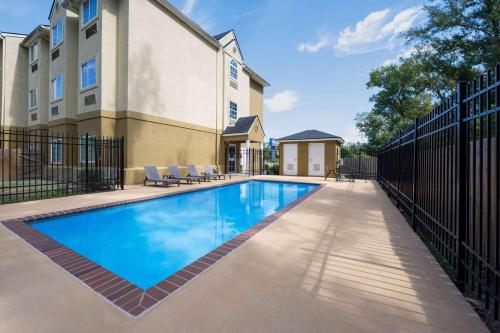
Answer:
[
  {"xmin": 82, "ymin": 0, "xmax": 98, "ymax": 26},
  {"xmin": 29, "ymin": 41, "xmax": 38, "ymax": 64},
  {"xmin": 230, "ymin": 59, "xmax": 238, "ymax": 80},
  {"xmin": 52, "ymin": 19, "xmax": 63, "ymax": 48}
]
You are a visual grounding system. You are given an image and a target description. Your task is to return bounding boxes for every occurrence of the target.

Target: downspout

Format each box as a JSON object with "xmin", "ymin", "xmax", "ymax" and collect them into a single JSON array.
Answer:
[
  {"xmin": 0, "ymin": 33, "xmax": 5, "ymax": 128},
  {"xmin": 215, "ymin": 46, "xmax": 219, "ymax": 168},
  {"xmin": 220, "ymin": 49, "xmax": 227, "ymax": 170}
]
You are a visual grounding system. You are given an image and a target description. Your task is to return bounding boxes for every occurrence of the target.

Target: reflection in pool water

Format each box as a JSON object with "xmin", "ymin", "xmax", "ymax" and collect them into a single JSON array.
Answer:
[{"xmin": 32, "ymin": 181, "xmax": 319, "ymax": 289}]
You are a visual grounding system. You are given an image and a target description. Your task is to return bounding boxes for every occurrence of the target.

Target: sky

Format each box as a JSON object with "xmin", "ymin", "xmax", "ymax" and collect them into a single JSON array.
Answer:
[{"xmin": 0, "ymin": 0, "xmax": 424, "ymax": 143}]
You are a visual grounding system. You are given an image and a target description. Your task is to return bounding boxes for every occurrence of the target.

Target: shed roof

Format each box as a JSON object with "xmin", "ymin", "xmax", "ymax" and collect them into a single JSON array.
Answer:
[
  {"xmin": 277, "ymin": 130, "xmax": 344, "ymax": 143},
  {"xmin": 224, "ymin": 116, "xmax": 260, "ymax": 135}
]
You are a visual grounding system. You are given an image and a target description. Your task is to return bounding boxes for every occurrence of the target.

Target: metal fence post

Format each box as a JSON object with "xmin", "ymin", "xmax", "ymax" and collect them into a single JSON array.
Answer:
[
  {"xmin": 120, "ymin": 136, "xmax": 125, "ymax": 190},
  {"xmin": 85, "ymin": 133, "xmax": 89, "ymax": 193},
  {"xmin": 456, "ymin": 81, "xmax": 468, "ymax": 291},
  {"xmin": 396, "ymin": 130, "xmax": 402, "ymax": 208},
  {"xmin": 411, "ymin": 120, "xmax": 418, "ymax": 230}
]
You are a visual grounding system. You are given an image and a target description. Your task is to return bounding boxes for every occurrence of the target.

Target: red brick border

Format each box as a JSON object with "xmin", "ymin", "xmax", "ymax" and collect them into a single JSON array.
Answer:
[{"xmin": 1, "ymin": 180, "xmax": 324, "ymax": 317}]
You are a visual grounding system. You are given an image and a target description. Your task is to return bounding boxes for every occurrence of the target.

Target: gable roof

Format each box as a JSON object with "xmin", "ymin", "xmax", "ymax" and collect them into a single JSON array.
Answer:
[
  {"xmin": 213, "ymin": 30, "xmax": 233, "ymax": 41},
  {"xmin": 224, "ymin": 116, "xmax": 263, "ymax": 136},
  {"xmin": 277, "ymin": 130, "xmax": 344, "ymax": 143},
  {"xmin": 21, "ymin": 25, "xmax": 50, "ymax": 47}
]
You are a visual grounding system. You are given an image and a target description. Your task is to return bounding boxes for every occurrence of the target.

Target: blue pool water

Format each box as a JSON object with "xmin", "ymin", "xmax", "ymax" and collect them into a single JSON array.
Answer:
[{"xmin": 32, "ymin": 180, "xmax": 318, "ymax": 289}]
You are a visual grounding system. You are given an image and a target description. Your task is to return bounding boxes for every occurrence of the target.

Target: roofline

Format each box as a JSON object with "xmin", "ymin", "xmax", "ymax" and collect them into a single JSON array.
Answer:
[
  {"xmin": 221, "ymin": 31, "xmax": 245, "ymax": 62},
  {"xmin": 59, "ymin": 0, "xmax": 221, "ymax": 49},
  {"xmin": 21, "ymin": 25, "xmax": 50, "ymax": 47},
  {"xmin": 154, "ymin": 0, "xmax": 221, "ymax": 49},
  {"xmin": 244, "ymin": 66, "xmax": 270, "ymax": 87},
  {"xmin": 223, "ymin": 116, "xmax": 266, "ymax": 137},
  {"xmin": 276, "ymin": 138, "xmax": 345, "ymax": 144},
  {"xmin": 0, "ymin": 32, "xmax": 27, "ymax": 38}
]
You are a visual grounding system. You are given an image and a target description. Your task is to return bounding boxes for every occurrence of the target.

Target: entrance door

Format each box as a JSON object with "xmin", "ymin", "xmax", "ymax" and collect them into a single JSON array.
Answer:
[
  {"xmin": 308, "ymin": 143, "xmax": 325, "ymax": 176},
  {"xmin": 283, "ymin": 144, "xmax": 298, "ymax": 176},
  {"xmin": 228, "ymin": 144, "xmax": 237, "ymax": 173}
]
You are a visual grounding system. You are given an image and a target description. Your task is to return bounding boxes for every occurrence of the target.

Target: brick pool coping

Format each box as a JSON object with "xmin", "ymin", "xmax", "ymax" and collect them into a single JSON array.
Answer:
[{"xmin": 1, "ymin": 179, "xmax": 324, "ymax": 317}]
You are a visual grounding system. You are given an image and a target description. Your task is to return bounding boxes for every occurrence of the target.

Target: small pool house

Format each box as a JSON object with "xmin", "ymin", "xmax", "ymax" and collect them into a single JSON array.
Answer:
[{"xmin": 277, "ymin": 130, "xmax": 344, "ymax": 177}]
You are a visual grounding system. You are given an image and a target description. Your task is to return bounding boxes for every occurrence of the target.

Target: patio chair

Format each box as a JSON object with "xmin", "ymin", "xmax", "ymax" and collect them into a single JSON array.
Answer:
[
  {"xmin": 143, "ymin": 166, "xmax": 180, "ymax": 187},
  {"xmin": 336, "ymin": 165, "xmax": 355, "ymax": 182},
  {"xmin": 168, "ymin": 165, "xmax": 202, "ymax": 184},
  {"xmin": 203, "ymin": 165, "xmax": 229, "ymax": 180},
  {"xmin": 187, "ymin": 165, "xmax": 215, "ymax": 181}
]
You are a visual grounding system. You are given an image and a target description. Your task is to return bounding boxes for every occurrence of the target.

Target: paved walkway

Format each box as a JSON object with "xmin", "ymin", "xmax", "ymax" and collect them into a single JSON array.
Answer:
[{"xmin": 0, "ymin": 177, "xmax": 487, "ymax": 332}]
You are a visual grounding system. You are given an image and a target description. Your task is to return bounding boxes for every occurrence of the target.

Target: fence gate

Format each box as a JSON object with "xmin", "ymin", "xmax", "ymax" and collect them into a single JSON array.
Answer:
[{"xmin": 340, "ymin": 146, "xmax": 378, "ymax": 180}]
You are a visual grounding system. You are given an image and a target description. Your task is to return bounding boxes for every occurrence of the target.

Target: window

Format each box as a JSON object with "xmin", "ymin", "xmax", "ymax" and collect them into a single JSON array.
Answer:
[
  {"xmin": 82, "ymin": 0, "xmax": 98, "ymax": 26},
  {"xmin": 29, "ymin": 89, "xmax": 37, "ymax": 109},
  {"xmin": 81, "ymin": 57, "xmax": 97, "ymax": 89},
  {"xmin": 51, "ymin": 138, "xmax": 63, "ymax": 165},
  {"xmin": 80, "ymin": 134, "xmax": 96, "ymax": 164},
  {"xmin": 229, "ymin": 101, "xmax": 238, "ymax": 119},
  {"xmin": 51, "ymin": 75, "xmax": 63, "ymax": 101},
  {"xmin": 52, "ymin": 19, "xmax": 63, "ymax": 48},
  {"xmin": 229, "ymin": 59, "xmax": 238, "ymax": 80},
  {"xmin": 29, "ymin": 41, "xmax": 38, "ymax": 63}
]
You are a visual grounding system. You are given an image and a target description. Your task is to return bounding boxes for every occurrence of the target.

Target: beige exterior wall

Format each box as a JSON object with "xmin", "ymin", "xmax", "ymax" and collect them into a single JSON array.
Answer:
[
  {"xmin": 77, "ymin": 0, "xmax": 120, "ymax": 117},
  {"xmin": 49, "ymin": 1, "xmax": 79, "ymax": 130},
  {"xmin": 26, "ymin": 33, "xmax": 50, "ymax": 128},
  {"xmin": 126, "ymin": 0, "xmax": 218, "ymax": 130},
  {"xmin": 0, "ymin": 35, "xmax": 28, "ymax": 128},
  {"xmin": 249, "ymin": 79, "xmax": 264, "ymax": 126},
  {"xmin": 0, "ymin": 0, "xmax": 268, "ymax": 184},
  {"xmin": 279, "ymin": 141, "xmax": 342, "ymax": 176}
]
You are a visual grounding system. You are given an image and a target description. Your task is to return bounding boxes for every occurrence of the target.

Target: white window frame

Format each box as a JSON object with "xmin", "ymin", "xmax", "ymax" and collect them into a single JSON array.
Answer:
[
  {"xmin": 82, "ymin": 0, "xmax": 98, "ymax": 27},
  {"xmin": 51, "ymin": 75, "xmax": 63, "ymax": 101},
  {"xmin": 29, "ymin": 41, "xmax": 39, "ymax": 64},
  {"xmin": 229, "ymin": 59, "xmax": 238, "ymax": 81},
  {"xmin": 81, "ymin": 57, "xmax": 97, "ymax": 90},
  {"xmin": 51, "ymin": 18, "xmax": 63, "ymax": 49},
  {"xmin": 229, "ymin": 101, "xmax": 238, "ymax": 119},
  {"xmin": 29, "ymin": 89, "xmax": 38, "ymax": 110},
  {"xmin": 80, "ymin": 134, "xmax": 97, "ymax": 164},
  {"xmin": 51, "ymin": 138, "xmax": 63, "ymax": 165}
]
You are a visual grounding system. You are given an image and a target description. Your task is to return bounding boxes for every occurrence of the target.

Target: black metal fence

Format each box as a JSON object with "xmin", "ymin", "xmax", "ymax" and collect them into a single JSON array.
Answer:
[
  {"xmin": 378, "ymin": 65, "xmax": 500, "ymax": 318},
  {"xmin": 0, "ymin": 129, "xmax": 125, "ymax": 204},
  {"xmin": 225, "ymin": 147, "xmax": 279, "ymax": 176},
  {"xmin": 340, "ymin": 146, "xmax": 378, "ymax": 180}
]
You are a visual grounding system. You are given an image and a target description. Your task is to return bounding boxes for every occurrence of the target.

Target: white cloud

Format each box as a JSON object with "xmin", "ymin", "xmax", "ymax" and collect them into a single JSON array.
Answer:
[
  {"xmin": 297, "ymin": 35, "xmax": 332, "ymax": 53},
  {"xmin": 264, "ymin": 90, "xmax": 299, "ymax": 112},
  {"xmin": 382, "ymin": 47, "xmax": 417, "ymax": 66},
  {"xmin": 334, "ymin": 6, "xmax": 423, "ymax": 55},
  {"xmin": 182, "ymin": 0, "xmax": 197, "ymax": 16}
]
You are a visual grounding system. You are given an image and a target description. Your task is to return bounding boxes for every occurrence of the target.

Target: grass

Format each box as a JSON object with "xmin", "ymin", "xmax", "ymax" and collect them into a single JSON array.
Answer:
[{"xmin": 0, "ymin": 180, "xmax": 78, "ymax": 204}]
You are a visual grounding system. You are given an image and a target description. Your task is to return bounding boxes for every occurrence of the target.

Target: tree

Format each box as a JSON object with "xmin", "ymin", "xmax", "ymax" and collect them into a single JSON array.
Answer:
[
  {"xmin": 406, "ymin": 0, "xmax": 499, "ymax": 81},
  {"xmin": 357, "ymin": 0, "xmax": 499, "ymax": 150},
  {"xmin": 356, "ymin": 60, "xmax": 433, "ymax": 152}
]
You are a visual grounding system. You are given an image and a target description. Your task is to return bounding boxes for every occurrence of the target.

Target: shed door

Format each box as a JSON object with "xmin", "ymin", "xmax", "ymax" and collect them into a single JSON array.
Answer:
[
  {"xmin": 283, "ymin": 144, "xmax": 298, "ymax": 176},
  {"xmin": 308, "ymin": 143, "xmax": 325, "ymax": 176}
]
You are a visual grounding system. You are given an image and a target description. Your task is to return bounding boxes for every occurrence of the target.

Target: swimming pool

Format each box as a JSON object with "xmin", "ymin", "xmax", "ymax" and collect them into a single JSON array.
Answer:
[{"xmin": 31, "ymin": 180, "xmax": 319, "ymax": 290}]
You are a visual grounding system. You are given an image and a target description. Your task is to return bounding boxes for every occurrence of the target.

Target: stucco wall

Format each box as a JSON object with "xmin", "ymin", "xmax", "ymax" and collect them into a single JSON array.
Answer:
[
  {"xmin": 126, "ymin": 0, "xmax": 218, "ymax": 130},
  {"xmin": 1, "ymin": 35, "xmax": 28, "ymax": 127},
  {"xmin": 49, "ymin": 3, "xmax": 79, "ymax": 126},
  {"xmin": 224, "ymin": 49, "xmax": 250, "ymax": 125},
  {"xmin": 249, "ymin": 79, "xmax": 264, "ymax": 126},
  {"xmin": 27, "ymin": 35, "xmax": 50, "ymax": 127}
]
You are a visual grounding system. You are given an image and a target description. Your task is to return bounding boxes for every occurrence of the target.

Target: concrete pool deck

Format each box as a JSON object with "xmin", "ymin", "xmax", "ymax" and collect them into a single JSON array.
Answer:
[{"xmin": 0, "ymin": 176, "xmax": 488, "ymax": 332}]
